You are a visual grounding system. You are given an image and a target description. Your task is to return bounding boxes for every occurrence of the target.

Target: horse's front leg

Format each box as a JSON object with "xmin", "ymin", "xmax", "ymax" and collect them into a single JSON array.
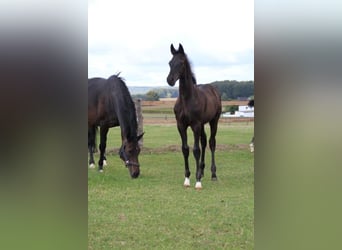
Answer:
[
  {"xmin": 177, "ymin": 124, "xmax": 190, "ymax": 187},
  {"xmin": 88, "ymin": 145, "xmax": 95, "ymax": 168},
  {"xmin": 192, "ymin": 125, "xmax": 202, "ymax": 189},
  {"xmin": 98, "ymin": 126, "xmax": 109, "ymax": 172}
]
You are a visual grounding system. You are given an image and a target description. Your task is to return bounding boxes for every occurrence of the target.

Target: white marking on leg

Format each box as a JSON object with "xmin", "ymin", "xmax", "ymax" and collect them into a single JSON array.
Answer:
[
  {"xmin": 99, "ymin": 169, "xmax": 103, "ymax": 173},
  {"xmin": 89, "ymin": 163, "xmax": 95, "ymax": 168},
  {"xmin": 103, "ymin": 160, "xmax": 107, "ymax": 166},
  {"xmin": 184, "ymin": 177, "xmax": 190, "ymax": 187},
  {"xmin": 195, "ymin": 181, "xmax": 202, "ymax": 189},
  {"xmin": 249, "ymin": 143, "xmax": 254, "ymax": 153}
]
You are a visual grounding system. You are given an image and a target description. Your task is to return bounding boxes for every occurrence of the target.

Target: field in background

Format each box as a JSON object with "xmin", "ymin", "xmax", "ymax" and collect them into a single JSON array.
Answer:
[
  {"xmin": 140, "ymin": 100, "xmax": 254, "ymax": 125},
  {"xmin": 88, "ymin": 123, "xmax": 254, "ymax": 249}
]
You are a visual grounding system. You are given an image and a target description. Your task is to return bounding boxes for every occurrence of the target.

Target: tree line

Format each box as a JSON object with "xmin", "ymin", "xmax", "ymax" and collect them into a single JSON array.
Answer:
[
  {"xmin": 132, "ymin": 80, "xmax": 254, "ymax": 101},
  {"xmin": 211, "ymin": 80, "xmax": 254, "ymax": 100}
]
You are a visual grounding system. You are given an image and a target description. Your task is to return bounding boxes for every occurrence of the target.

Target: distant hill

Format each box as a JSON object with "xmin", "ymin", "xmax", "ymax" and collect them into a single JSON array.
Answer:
[
  {"xmin": 128, "ymin": 86, "xmax": 157, "ymax": 95},
  {"xmin": 130, "ymin": 80, "xmax": 254, "ymax": 101}
]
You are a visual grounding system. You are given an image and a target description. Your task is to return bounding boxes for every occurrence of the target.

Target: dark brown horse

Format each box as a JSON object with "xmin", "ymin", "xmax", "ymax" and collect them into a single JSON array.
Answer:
[
  {"xmin": 167, "ymin": 43, "xmax": 222, "ymax": 189},
  {"xmin": 88, "ymin": 74, "xmax": 143, "ymax": 178}
]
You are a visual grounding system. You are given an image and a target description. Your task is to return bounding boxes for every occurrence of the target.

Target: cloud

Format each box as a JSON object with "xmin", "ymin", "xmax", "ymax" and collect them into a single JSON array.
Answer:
[{"xmin": 88, "ymin": 0, "xmax": 254, "ymax": 86}]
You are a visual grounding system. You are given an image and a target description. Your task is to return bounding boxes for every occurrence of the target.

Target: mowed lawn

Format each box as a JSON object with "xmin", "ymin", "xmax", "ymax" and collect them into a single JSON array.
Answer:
[{"xmin": 88, "ymin": 123, "xmax": 254, "ymax": 249}]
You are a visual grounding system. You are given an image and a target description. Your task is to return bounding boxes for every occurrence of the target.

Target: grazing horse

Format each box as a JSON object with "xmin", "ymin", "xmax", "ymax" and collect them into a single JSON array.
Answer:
[
  {"xmin": 88, "ymin": 74, "xmax": 144, "ymax": 178},
  {"xmin": 248, "ymin": 99, "xmax": 254, "ymax": 152},
  {"xmin": 167, "ymin": 43, "xmax": 222, "ymax": 189}
]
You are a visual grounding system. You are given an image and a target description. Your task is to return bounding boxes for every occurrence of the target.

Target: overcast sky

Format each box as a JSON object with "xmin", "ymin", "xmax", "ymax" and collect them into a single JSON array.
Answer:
[{"xmin": 88, "ymin": 0, "xmax": 254, "ymax": 86}]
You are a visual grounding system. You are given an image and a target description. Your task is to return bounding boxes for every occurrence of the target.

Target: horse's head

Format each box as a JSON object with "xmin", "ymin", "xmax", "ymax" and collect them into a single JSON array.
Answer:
[
  {"xmin": 167, "ymin": 43, "xmax": 187, "ymax": 86},
  {"xmin": 119, "ymin": 133, "xmax": 144, "ymax": 178}
]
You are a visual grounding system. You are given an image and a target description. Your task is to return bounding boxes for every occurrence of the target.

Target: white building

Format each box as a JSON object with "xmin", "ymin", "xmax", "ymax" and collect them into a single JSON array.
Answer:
[{"xmin": 222, "ymin": 105, "xmax": 254, "ymax": 118}]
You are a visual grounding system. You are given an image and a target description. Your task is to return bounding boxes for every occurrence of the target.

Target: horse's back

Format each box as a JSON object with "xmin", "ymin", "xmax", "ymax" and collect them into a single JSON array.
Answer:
[
  {"xmin": 197, "ymin": 84, "xmax": 222, "ymax": 111},
  {"xmin": 88, "ymin": 77, "xmax": 106, "ymax": 89},
  {"xmin": 174, "ymin": 83, "xmax": 221, "ymax": 124},
  {"xmin": 197, "ymin": 84, "xmax": 220, "ymax": 99},
  {"xmin": 88, "ymin": 75, "xmax": 123, "ymax": 103},
  {"xmin": 88, "ymin": 75, "xmax": 121, "ymax": 127}
]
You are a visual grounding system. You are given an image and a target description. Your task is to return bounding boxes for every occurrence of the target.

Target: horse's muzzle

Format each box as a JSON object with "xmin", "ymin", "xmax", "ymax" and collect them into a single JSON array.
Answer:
[
  {"xmin": 126, "ymin": 161, "xmax": 140, "ymax": 178},
  {"xmin": 167, "ymin": 76, "xmax": 176, "ymax": 86},
  {"xmin": 131, "ymin": 170, "xmax": 140, "ymax": 179}
]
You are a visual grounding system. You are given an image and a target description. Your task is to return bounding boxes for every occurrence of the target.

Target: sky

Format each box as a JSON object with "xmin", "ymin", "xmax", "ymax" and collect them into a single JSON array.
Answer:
[{"xmin": 88, "ymin": 0, "xmax": 254, "ymax": 86}]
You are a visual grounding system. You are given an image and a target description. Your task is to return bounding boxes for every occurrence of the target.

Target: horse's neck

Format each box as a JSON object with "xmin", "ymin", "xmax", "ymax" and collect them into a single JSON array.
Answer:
[
  {"xmin": 120, "ymin": 126, "xmax": 133, "ymax": 144},
  {"xmin": 179, "ymin": 74, "xmax": 196, "ymax": 101},
  {"xmin": 118, "ymin": 107, "xmax": 137, "ymax": 142}
]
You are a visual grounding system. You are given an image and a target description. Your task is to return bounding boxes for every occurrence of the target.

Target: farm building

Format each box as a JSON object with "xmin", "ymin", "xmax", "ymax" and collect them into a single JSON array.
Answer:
[{"xmin": 222, "ymin": 105, "xmax": 254, "ymax": 118}]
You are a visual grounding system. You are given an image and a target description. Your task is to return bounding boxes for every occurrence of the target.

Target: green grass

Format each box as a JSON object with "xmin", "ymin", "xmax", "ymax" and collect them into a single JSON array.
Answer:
[
  {"xmin": 89, "ymin": 124, "xmax": 254, "ymax": 249},
  {"xmin": 142, "ymin": 107, "xmax": 175, "ymax": 114}
]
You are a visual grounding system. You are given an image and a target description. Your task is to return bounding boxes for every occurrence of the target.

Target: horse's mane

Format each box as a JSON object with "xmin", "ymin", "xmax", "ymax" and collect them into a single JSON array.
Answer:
[
  {"xmin": 186, "ymin": 56, "xmax": 197, "ymax": 85},
  {"xmin": 181, "ymin": 53, "xmax": 197, "ymax": 85},
  {"xmin": 106, "ymin": 74, "xmax": 138, "ymax": 141}
]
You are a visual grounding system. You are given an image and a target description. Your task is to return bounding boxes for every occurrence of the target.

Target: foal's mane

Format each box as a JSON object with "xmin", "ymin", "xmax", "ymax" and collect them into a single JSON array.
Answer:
[
  {"xmin": 184, "ymin": 53, "xmax": 197, "ymax": 85},
  {"xmin": 182, "ymin": 53, "xmax": 197, "ymax": 85}
]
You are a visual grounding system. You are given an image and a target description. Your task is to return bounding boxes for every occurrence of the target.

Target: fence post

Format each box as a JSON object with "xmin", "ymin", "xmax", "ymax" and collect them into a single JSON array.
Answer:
[{"xmin": 135, "ymin": 99, "xmax": 144, "ymax": 147}]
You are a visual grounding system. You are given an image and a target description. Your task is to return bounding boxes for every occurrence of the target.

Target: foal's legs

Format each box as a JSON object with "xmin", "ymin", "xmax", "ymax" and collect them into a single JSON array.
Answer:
[
  {"xmin": 192, "ymin": 124, "xmax": 203, "ymax": 189},
  {"xmin": 98, "ymin": 126, "xmax": 109, "ymax": 172},
  {"xmin": 199, "ymin": 125, "xmax": 207, "ymax": 177},
  {"xmin": 177, "ymin": 123, "xmax": 190, "ymax": 187},
  {"xmin": 88, "ymin": 127, "xmax": 96, "ymax": 168},
  {"xmin": 209, "ymin": 118, "xmax": 219, "ymax": 181}
]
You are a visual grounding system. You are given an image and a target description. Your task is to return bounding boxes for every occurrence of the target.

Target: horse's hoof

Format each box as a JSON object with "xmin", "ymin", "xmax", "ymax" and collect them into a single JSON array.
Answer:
[
  {"xmin": 211, "ymin": 176, "xmax": 218, "ymax": 181},
  {"xmin": 98, "ymin": 169, "xmax": 104, "ymax": 173},
  {"xmin": 184, "ymin": 177, "xmax": 190, "ymax": 187},
  {"xmin": 89, "ymin": 163, "xmax": 95, "ymax": 168},
  {"xmin": 195, "ymin": 182, "xmax": 202, "ymax": 190}
]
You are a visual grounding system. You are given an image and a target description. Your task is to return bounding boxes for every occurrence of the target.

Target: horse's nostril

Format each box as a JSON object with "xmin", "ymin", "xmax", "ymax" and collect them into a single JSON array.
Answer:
[{"xmin": 131, "ymin": 171, "xmax": 140, "ymax": 179}]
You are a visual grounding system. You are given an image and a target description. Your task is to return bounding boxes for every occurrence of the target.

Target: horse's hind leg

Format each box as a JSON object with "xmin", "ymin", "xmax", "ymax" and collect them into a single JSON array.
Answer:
[
  {"xmin": 103, "ymin": 155, "xmax": 107, "ymax": 166},
  {"xmin": 88, "ymin": 127, "xmax": 96, "ymax": 168},
  {"xmin": 200, "ymin": 125, "xmax": 207, "ymax": 177},
  {"xmin": 209, "ymin": 118, "xmax": 219, "ymax": 181},
  {"xmin": 250, "ymin": 136, "xmax": 254, "ymax": 152},
  {"xmin": 98, "ymin": 126, "xmax": 109, "ymax": 172}
]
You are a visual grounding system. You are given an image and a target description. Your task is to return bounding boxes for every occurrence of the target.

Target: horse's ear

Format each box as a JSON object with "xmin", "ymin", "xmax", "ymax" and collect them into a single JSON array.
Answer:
[
  {"xmin": 178, "ymin": 43, "xmax": 184, "ymax": 54},
  {"xmin": 170, "ymin": 44, "xmax": 176, "ymax": 55},
  {"xmin": 137, "ymin": 132, "xmax": 144, "ymax": 141}
]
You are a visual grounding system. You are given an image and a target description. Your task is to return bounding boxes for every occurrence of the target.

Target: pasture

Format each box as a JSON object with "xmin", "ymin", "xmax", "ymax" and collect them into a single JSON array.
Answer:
[{"xmin": 88, "ymin": 123, "xmax": 254, "ymax": 249}]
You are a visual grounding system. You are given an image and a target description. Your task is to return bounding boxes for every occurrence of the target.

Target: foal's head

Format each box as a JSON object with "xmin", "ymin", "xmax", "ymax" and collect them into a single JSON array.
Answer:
[{"xmin": 167, "ymin": 43, "xmax": 191, "ymax": 86}]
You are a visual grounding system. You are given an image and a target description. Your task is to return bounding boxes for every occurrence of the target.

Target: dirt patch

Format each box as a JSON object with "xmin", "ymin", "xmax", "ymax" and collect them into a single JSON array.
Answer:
[
  {"xmin": 142, "ymin": 144, "xmax": 249, "ymax": 154},
  {"xmin": 106, "ymin": 144, "xmax": 249, "ymax": 155}
]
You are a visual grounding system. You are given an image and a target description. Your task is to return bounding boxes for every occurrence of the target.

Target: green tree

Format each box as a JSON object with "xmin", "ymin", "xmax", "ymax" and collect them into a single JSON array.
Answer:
[
  {"xmin": 221, "ymin": 92, "xmax": 228, "ymax": 101},
  {"xmin": 145, "ymin": 90, "xmax": 159, "ymax": 101}
]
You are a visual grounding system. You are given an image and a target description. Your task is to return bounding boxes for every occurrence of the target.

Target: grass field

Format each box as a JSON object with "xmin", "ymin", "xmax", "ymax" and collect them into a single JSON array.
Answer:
[{"xmin": 88, "ymin": 123, "xmax": 254, "ymax": 249}]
